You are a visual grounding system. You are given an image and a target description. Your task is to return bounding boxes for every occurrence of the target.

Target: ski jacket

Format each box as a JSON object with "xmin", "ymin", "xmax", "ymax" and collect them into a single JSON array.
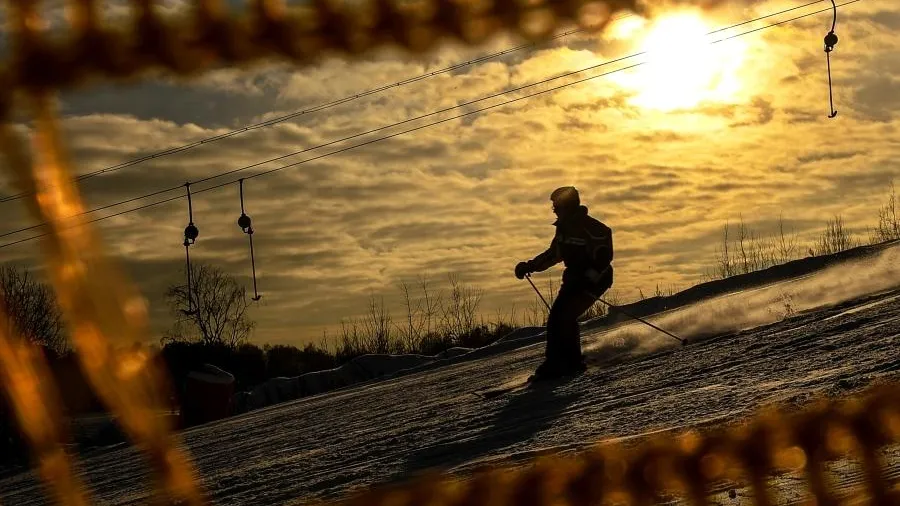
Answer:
[{"xmin": 527, "ymin": 205, "xmax": 613, "ymax": 286}]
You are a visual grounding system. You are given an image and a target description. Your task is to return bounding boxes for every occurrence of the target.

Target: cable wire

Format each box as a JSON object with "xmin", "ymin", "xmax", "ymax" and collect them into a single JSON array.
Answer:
[
  {"xmin": 0, "ymin": 0, "xmax": 830, "ymax": 210},
  {"xmin": 0, "ymin": 21, "xmax": 617, "ymax": 207},
  {"xmin": 0, "ymin": 0, "xmax": 859, "ymax": 251},
  {"xmin": 0, "ymin": 0, "xmax": 835, "ymax": 242}
]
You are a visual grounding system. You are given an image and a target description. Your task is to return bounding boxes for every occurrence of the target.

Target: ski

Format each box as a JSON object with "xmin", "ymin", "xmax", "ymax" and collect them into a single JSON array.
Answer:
[
  {"xmin": 472, "ymin": 375, "xmax": 532, "ymax": 398},
  {"xmin": 472, "ymin": 367, "xmax": 588, "ymax": 399}
]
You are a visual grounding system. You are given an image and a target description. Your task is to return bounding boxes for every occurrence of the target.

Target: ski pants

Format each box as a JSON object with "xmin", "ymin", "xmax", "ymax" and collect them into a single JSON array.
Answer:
[{"xmin": 544, "ymin": 271, "xmax": 613, "ymax": 365}]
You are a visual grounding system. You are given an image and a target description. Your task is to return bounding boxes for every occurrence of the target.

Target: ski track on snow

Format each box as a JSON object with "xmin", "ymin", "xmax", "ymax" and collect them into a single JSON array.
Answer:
[{"xmin": 2, "ymin": 290, "xmax": 900, "ymax": 505}]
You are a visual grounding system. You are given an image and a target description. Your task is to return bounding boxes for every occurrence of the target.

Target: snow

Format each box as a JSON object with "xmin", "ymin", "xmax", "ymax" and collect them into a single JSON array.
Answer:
[{"xmin": 1, "ymin": 245, "xmax": 900, "ymax": 505}]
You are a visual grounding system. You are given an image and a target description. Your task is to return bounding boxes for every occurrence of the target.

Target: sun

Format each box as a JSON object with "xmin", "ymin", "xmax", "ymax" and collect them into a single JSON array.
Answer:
[{"xmin": 608, "ymin": 11, "xmax": 749, "ymax": 111}]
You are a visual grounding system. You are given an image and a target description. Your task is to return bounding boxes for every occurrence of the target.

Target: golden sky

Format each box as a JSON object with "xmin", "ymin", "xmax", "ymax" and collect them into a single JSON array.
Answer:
[{"xmin": 0, "ymin": 0, "xmax": 898, "ymax": 347}]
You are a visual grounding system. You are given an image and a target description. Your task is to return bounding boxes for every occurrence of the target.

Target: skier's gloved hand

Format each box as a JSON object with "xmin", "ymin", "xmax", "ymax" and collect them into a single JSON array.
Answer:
[{"xmin": 515, "ymin": 261, "xmax": 533, "ymax": 280}]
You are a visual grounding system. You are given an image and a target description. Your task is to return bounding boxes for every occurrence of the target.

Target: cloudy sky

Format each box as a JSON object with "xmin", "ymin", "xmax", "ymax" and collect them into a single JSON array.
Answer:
[{"xmin": 0, "ymin": 0, "xmax": 897, "ymax": 348}]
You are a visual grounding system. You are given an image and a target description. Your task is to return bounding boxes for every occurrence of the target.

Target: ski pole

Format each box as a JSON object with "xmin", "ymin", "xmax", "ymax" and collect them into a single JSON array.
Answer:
[
  {"xmin": 525, "ymin": 273, "xmax": 551, "ymax": 310},
  {"xmin": 525, "ymin": 273, "xmax": 687, "ymax": 346},
  {"xmin": 589, "ymin": 297, "xmax": 688, "ymax": 346}
]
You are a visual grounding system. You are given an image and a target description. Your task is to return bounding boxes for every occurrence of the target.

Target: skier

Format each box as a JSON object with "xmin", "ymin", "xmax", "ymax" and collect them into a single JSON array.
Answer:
[{"xmin": 514, "ymin": 186, "xmax": 614, "ymax": 381}]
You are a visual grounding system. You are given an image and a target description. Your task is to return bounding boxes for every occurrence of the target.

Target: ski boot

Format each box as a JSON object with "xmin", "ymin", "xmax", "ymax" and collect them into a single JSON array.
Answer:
[{"xmin": 528, "ymin": 356, "xmax": 587, "ymax": 383}]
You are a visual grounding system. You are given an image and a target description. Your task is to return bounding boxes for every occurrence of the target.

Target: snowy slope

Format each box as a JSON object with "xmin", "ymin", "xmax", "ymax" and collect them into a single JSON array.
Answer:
[
  {"xmin": 234, "ymin": 240, "xmax": 900, "ymax": 415},
  {"xmin": 2, "ymin": 294, "xmax": 898, "ymax": 504},
  {"xmin": 1, "ymin": 253, "xmax": 900, "ymax": 505}
]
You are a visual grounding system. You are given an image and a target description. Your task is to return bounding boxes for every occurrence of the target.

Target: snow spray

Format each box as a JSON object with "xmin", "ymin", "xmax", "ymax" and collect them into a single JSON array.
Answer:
[{"xmin": 583, "ymin": 242, "xmax": 900, "ymax": 356}]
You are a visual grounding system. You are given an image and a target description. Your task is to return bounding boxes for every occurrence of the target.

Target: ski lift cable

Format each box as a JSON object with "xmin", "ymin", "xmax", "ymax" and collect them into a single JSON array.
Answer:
[
  {"xmin": 0, "ymin": 0, "xmax": 841, "ymax": 244},
  {"xmin": 0, "ymin": 0, "xmax": 860, "ymax": 252},
  {"xmin": 0, "ymin": 20, "xmax": 610, "ymax": 207}
]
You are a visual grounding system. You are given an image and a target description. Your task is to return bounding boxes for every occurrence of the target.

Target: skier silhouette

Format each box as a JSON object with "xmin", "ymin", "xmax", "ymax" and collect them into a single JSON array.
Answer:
[{"xmin": 515, "ymin": 186, "xmax": 613, "ymax": 381}]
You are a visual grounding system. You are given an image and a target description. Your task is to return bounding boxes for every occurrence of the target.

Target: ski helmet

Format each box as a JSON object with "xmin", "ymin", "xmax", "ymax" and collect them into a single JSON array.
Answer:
[{"xmin": 550, "ymin": 186, "xmax": 580, "ymax": 209}]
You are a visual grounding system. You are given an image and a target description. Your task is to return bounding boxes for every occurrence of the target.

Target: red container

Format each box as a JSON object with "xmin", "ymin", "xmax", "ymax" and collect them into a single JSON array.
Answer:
[{"xmin": 180, "ymin": 364, "xmax": 234, "ymax": 428}]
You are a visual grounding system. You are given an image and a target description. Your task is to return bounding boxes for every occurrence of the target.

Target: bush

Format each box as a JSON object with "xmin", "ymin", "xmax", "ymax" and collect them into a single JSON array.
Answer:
[{"xmin": 870, "ymin": 180, "xmax": 900, "ymax": 243}]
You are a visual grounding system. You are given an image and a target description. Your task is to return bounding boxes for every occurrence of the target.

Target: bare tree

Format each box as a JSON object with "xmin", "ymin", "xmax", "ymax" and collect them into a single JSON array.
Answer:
[
  {"xmin": 494, "ymin": 304, "xmax": 518, "ymax": 330},
  {"xmin": 393, "ymin": 274, "xmax": 444, "ymax": 353},
  {"xmin": 418, "ymin": 274, "xmax": 442, "ymax": 340},
  {"xmin": 396, "ymin": 280, "xmax": 422, "ymax": 353},
  {"xmin": 164, "ymin": 263, "xmax": 255, "ymax": 348},
  {"xmin": 871, "ymin": 181, "xmax": 900, "ymax": 243},
  {"xmin": 737, "ymin": 216, "xmax": 749, "ymax": 273},
  {"xmin": 715, "ymin": 221, "xmax": 735, "ymax": 279},
  {"xmin": 362, "ymin": 295, "xmax": 393, "ymax": 354},
  {"xmin": 752, "ymin": 228, "xmax": 775, "ymax": 271},
  {"xmin": 0, "ymin": 265, "xmax": 67, "ymax": 354},
  {"xmin": 439, "ymin": 274, "xmax": 483, "ymax": 340},
  {"xmin": 775, "ymin": 213, "xmax": 799, "ymax": 263},
  {"xmin": 337, "ymin": 318, "xmax": 364, "ymax": 358},
  {"xmin": 813, "ymin": 215, "xmax": 858, "ymax": 256}
]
